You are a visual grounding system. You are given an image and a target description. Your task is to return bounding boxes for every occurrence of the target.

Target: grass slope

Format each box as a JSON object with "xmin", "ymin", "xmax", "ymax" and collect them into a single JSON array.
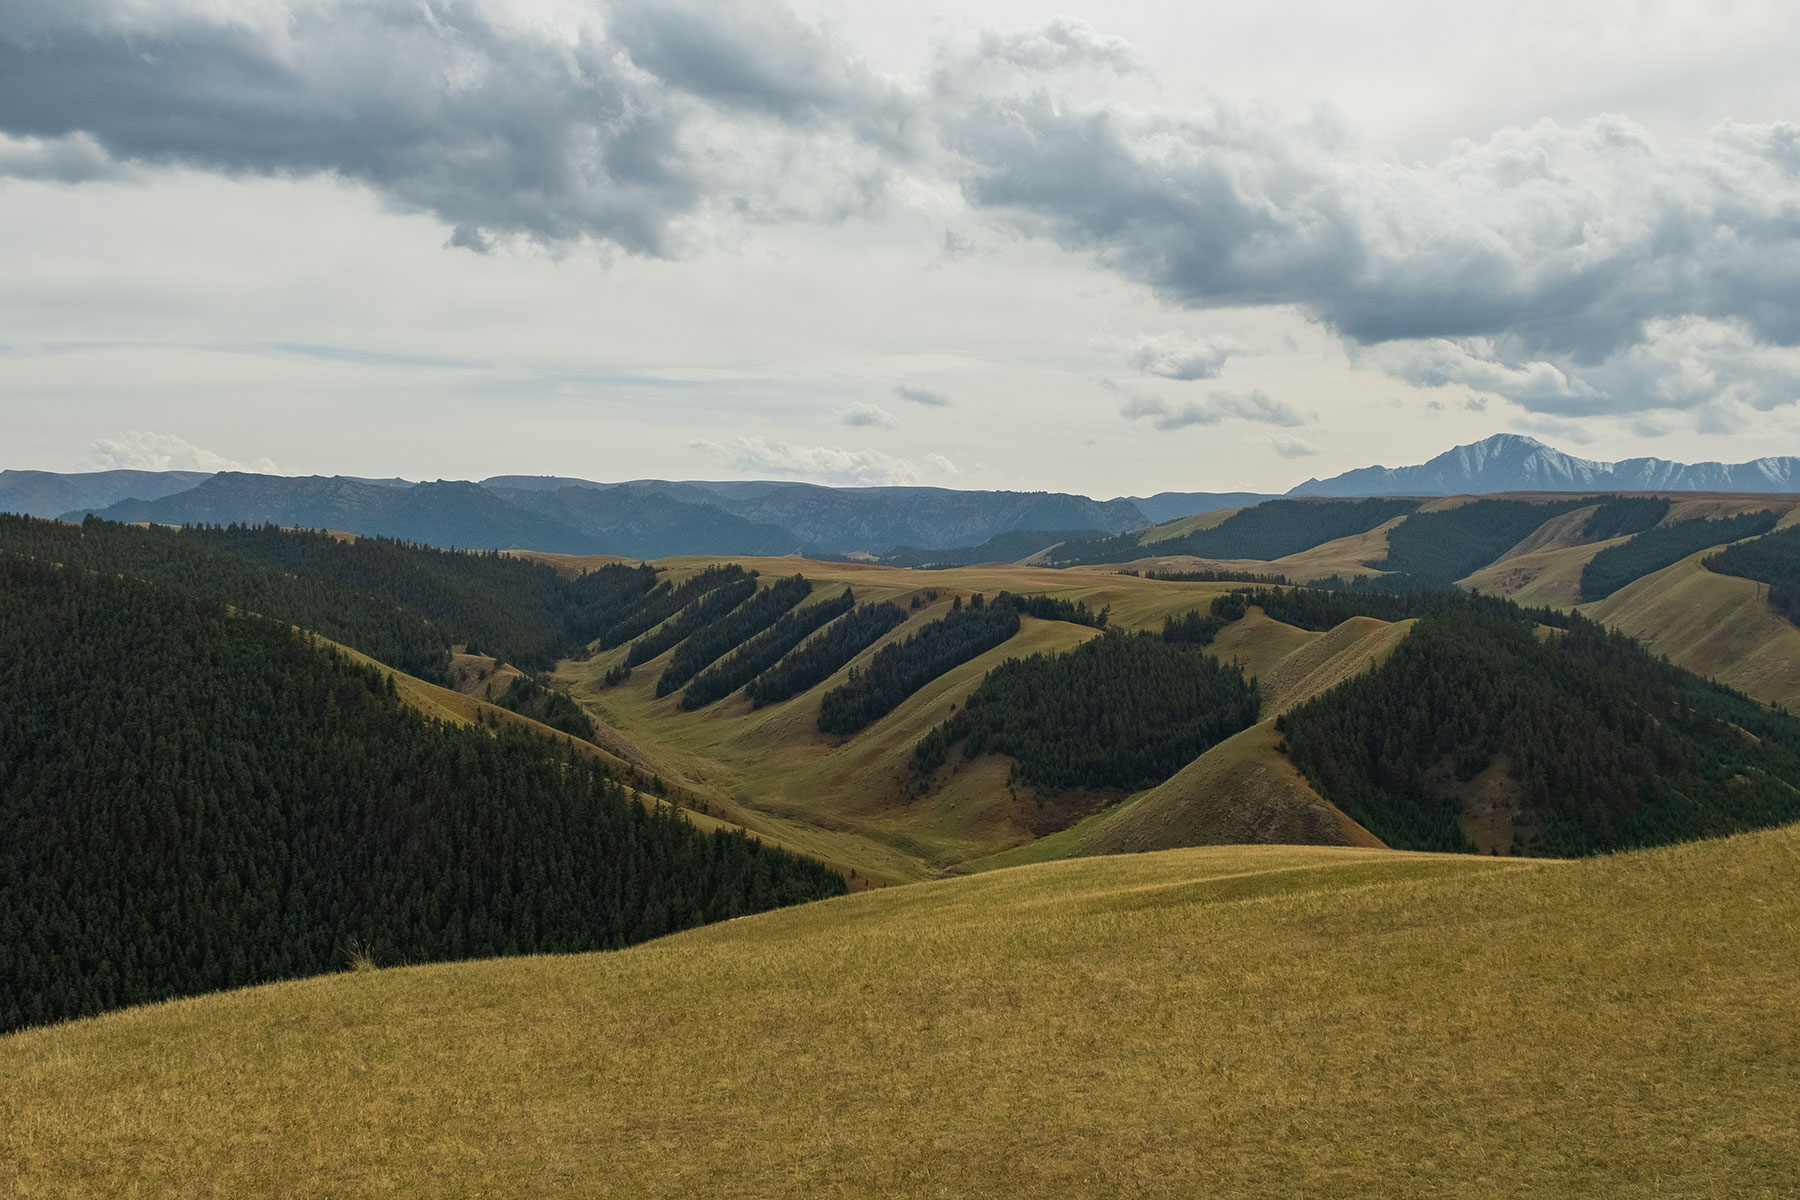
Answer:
[
  {"xmin": 7, "ymin": 829, "xmax": 1798, "ymax": 1198},
  {"xmin": 1584, "ymin": 549, "xmax": 1800, "ymax": 711}
]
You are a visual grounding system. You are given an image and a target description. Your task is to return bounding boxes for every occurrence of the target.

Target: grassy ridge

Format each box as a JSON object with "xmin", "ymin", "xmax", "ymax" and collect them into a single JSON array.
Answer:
[{"xmin": 5, "ymin": 830, "xmax": 1796, "ymax": 1197}]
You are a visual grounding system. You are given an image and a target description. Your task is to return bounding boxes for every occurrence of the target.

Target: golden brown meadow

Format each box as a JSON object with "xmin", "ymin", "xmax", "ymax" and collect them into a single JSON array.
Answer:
[{"xmin": 3, "ymin": 828, "xmax": 1796, "ymax": 1198}]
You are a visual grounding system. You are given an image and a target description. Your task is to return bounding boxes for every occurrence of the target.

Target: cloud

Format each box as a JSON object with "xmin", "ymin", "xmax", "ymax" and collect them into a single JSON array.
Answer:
[
  {"xmin": 1121, "ymin": 331, "xmax": 1239, "ymax": 381},
  {"xmin": 840, "ymin": 402, "xmax": 898, "ymax": 429},
  {"xmin": 1111, "ymin": 381, "xmax": 1304, "ymax": 430},
  {"xmin": 0, "ymin": 0, "xmax": 909, "ymax": 255},
  {"xmin": 89, "ymin": 430, "xmax": 275, "ymax": 473},
  {"xmin": 1257, "ymin": 434, "xmax": 1321, "ymax": 459},
  {"xmin": 0, "ymin": 131, "xmax": 133, "ymax": 183},
  {"xmin": 689, "ymin": 435, "xmax": 923, "ymax": 485},
  {"xmin": 925, "ymin": 452, "xmax": 959, "ymax": 474},
  {"xmin": 9, "ymin": 4, "xmax": 1800, "ymax": 426},
  {"xmin": 1366, "ymin": 319, "xmax": 1800, "ymax": 424},
  {"xmin": 892, "ymin": 383, "xmax": 951, "ymax": 407}
]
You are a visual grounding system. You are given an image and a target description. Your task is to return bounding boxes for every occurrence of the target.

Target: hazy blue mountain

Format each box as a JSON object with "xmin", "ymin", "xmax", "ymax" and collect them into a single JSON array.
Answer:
[
  {"xmin": 487, "ymin": 476, "xmax": 1149, "ymax": 552},
  {"xmin": 1118, "ymin": 491, "xmax": 1280, "ymax": 525},
  {"xmin": 0, "ymin": 468, "xmax": 212, "ymax": 518},
  {"xmin": 1289, "ymin": 434, "xmax": 1800, "ymax": 497},
  {"xmin": 74, "ymin": 474, "xmax": 597, "ymax": 553},
  {"xmin": 490, "ymin": 484, "xmax": 801, "ymax": 558}
]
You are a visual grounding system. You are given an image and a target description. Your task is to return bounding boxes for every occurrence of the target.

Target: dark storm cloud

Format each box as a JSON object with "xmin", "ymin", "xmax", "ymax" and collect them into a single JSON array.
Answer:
[{"xmin": 0, "ymin": 0, "xmax": 904, "ymax": 255}]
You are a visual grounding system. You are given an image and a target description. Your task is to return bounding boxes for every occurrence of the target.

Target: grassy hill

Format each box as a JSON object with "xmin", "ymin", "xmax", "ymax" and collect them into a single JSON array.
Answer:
[{"xmin": 5, "ymin": 827, "xmax": 1796, "ymax": 1197}]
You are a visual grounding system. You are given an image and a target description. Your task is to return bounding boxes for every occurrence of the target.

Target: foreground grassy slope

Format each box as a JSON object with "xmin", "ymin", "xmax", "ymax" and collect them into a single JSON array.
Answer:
[{"xmin": 6, "ymin": 829, "xmax": 1797, "ymax": 1198}]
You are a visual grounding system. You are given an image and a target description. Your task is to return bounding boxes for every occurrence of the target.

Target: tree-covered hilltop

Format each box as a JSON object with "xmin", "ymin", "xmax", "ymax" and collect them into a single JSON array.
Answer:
[
  {"xmin": 0, "ymin": 515, "xmax": 658, "ymax": 681},
  {"xmin": 657, "ymin": 573, "xmax": 814, "ymax": 697},
  {"xmin": 682, "ymin": 587, "xmax": 857, "ymax": 710},
  {"xmin": 743, "ymin": 602, "xmax": 910, "ymax": 708},
  {"xmin": 1046, "ymin": 498, "xmax": 1420, "ymax": 567},
  {"xmin": 817, "ymin": 597, "xmax": 1021, "ymax": 735},
  {"xmin": 0, "ymin": 555, "xmax": 845, "ymax": 1035},
  {"xmin": 912, "ymin": 629, "xmax": 1259, "ymax": 794},
  {"xmin": 1706, "ymin": 523, "xmax": 1800, "ymax": 625},
  {"xmin": 1277, "ymin": 604, "xmax": 1800, "ymax": 856},
  {"xmin": 1580, "ymin": 510, "xmax": 1780, "ymax": 601}
]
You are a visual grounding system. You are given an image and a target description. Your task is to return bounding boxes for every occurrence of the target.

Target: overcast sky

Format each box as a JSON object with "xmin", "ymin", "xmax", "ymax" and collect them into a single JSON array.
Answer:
[{"xmin": 3, "ymin": 0, "xmax": 1798, "ymax": 496}]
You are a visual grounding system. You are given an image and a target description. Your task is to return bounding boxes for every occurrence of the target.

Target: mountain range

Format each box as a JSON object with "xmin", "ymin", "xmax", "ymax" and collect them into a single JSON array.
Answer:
[
  {"xmin": 7, "ymin": 434, "xmax": 1798, "ymax": 558},
  {"xmin": 1289, "ymin": 433, "xmax": 1800, "ymax": 496}
]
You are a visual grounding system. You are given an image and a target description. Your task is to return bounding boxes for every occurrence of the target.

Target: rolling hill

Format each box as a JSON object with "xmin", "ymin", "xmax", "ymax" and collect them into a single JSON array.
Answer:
[{"xmin": 5, "ymin": 826, "xmax": 1795, "ymax": 1197}]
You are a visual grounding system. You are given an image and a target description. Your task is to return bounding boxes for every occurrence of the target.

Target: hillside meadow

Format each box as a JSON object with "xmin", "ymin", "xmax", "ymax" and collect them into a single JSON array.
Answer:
[{"xmin": 3, "ymin": 827, "xmax": 1796, "ymax": 1198}]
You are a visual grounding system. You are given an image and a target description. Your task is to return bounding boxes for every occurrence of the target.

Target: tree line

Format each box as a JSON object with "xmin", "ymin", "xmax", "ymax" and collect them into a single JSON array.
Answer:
[
  {"xmin": 599, "ymin": 563, "xmax": 750, "ymax": 649},
  {"xmin": 1582, "ymin": 510, "xmax": 1779, "ymax": 601},
  {"xmin": 0, "ymin": 554, "xmax": 845, "ymax": 1035},
  {"xmin": 656, "ymin": 573, "xmax": 815, "ymax": 697},
  {"xmin": 743, "ymin": 602, "xmax": 910, "ymax": 708},
  {"xmin": 817, "ymin": 595, "xmax": 1020, "ymax": 734},
  {"xmin": 682, "ymin": 587, "xmax": 856, "ymax": 710},
  {"xmin": 623, "ymin": 575, "xmax": 760, "ymax": 668}
]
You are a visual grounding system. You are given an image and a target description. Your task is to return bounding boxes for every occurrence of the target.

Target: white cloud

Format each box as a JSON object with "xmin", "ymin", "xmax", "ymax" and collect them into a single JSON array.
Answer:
[
  {"xmin": 840, "ymin": 402, "xmax": 899, "ymax": 429},
  {"xmin": 1120, "ymin": 331, "xmax": 1240, "ymax": 381},
  {"xmin": 88, "ymin": 430, "xmax": 275, "ymax": 473},
  {"xmin": 689, "ymin": 435, "xmax": 923, "ymax": 485},
  {"xmin": 892, "ymin": 383, "xmax": 951, "ymax": 407},
  {"xmin": 1111, "ymin": 382, "xmax": 1305, "ymax": 430},
  {"xmin": 925, "ymin": 452, "xmax": 959, "ymax": 474}
]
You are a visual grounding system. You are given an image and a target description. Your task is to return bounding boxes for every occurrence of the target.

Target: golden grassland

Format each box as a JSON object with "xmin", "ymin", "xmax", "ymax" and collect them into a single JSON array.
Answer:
[
  {"xmin": 5, "ymin": 827, "xmax": 1797, "ymax": 1198},
  {"xmin": 1584, "ymin": 549, "xmax": 1800, "ymax": 711},
  {"xmin": 1133, "ymin": 506, "xmax": 1241, "ymax": 544}
]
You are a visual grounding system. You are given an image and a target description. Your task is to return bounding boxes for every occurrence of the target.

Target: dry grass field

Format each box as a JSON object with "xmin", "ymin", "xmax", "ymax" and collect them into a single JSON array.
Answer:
[{"xmin": 5, "ymin": 826, "xmax": 1796, "ymax": 1199}]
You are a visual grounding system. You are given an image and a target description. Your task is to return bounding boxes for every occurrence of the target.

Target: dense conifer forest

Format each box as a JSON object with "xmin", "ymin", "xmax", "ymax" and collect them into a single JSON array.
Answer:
[
  {"xmin": 1002, "ymin": 592, "xmax": 1110, "ymax": 628},
  {"xmin": 1046, "ymin": 498, "xmax": 1419, "ymax": 566},
  {"xmin": 0, "ymin": 516, "xmax": 657, "ymax": 681},
  {"xmin": 1581, "ymin": 510, "xmax": 1780, "ymax": 601},
  {"xmin": 1706, "ymin": 523, "xmax": 1800, "ymax": 624},
  {"xmin": 743, "ymin": 602, "xmax": 910, "ymax": 708},
  {"xmin": 911, "ymin": 630, "xmax": 1259, "ymax": 793},
  {"xmin": 656, "ymin": 573, "xmax": 814, "ymax": 697},
  {"xmin": 0, "ymin": 556, "xmax": 845, "ymax": 1034},
  {"xmin": 681, "ymin": 587, "xmax": 856, "ymax": 709},
  {"xmin": 817, "ymin": 597, "xmax": 1021, "ymax": 734},
  {"xmin": 1277, "ymin": 604, "xmax": 1800, "ymax": 856}
]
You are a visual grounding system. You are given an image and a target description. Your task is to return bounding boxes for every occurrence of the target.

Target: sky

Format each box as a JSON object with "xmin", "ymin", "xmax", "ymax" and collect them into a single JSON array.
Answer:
[{"xmin": 2, "ymin": 0, "xmax": 1798, "ymax": 497}]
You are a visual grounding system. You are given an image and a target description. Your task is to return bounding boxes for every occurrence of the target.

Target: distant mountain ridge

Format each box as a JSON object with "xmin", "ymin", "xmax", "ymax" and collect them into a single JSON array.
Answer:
[
  {"xmin": 1289, "ymin": 434, "xmax": 1800, "ymax": 497},
  {"xmin": 14, "ymin": 432, "xmax": 1800, "ymax": 559},
  {"xmin": 43, "ymin": 471, "xmax": 1152, "ymax": 557}
]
